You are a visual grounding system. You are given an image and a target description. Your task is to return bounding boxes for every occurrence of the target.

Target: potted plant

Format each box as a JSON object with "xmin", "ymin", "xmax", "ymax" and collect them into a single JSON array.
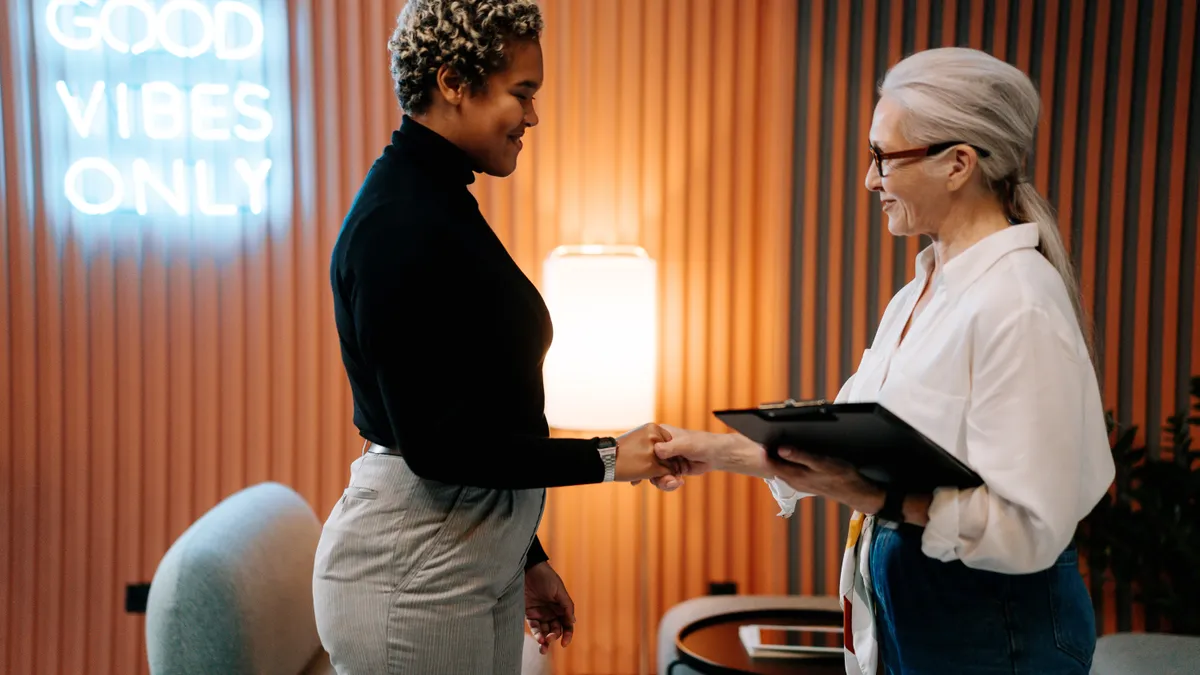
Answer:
[{"xmin": 1077, "ymin": 376, "xmax": 1200, "ymax": 635}]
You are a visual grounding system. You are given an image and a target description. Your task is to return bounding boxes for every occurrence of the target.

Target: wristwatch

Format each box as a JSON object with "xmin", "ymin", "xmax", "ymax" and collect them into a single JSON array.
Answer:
[
  {"xmin": 596, "ymin": 437, "xmax": 618, "ymax": 482},
  {"xmin": 876, "ymin": 486, "xmax": 906, "ymax": 523}
]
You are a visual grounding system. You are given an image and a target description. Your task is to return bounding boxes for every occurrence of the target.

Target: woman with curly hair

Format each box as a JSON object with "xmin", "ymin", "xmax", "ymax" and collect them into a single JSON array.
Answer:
[{"xmin": 314, "ymin": 1, "xmax": 680, "ymax": 672}]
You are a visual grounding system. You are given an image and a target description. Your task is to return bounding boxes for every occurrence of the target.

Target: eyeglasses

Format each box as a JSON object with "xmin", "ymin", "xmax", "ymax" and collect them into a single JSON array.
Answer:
[{"xmin": 868, "ymin": 141, "xmax": 991, "ymax": 178}]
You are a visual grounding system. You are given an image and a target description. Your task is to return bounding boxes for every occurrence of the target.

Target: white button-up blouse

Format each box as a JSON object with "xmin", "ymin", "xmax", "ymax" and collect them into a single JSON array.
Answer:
[{"xmin": 768, "ymin": 223, "xmax": 1115, "ymax": 674}]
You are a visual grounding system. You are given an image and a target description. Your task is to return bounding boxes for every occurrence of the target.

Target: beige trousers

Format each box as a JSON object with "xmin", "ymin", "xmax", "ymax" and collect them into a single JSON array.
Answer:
[{"xmin": 313, "ymin": 450, "xmax": 545, "ymax": 674}]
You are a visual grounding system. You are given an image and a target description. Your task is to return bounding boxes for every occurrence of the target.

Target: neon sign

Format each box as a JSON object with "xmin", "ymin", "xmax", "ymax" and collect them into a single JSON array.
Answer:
[{"xmin": 35, "ymin": 0, "xmax": 291, "ymax": 228}]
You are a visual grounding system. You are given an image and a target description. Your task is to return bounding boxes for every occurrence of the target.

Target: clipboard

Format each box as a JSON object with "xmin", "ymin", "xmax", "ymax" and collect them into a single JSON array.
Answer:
[{"xmin": 713, "ymin": 400, "xmax": 983, "ymax": 492}]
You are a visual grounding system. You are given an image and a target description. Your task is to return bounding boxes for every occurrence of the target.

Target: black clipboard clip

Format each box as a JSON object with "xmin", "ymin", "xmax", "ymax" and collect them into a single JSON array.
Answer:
[{"xmin": 757, "ymin": 398, "xmax": 830, "ymax": 410}]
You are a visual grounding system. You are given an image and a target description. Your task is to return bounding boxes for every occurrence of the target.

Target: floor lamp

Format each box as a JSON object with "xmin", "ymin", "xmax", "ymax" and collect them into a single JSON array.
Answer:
[{"xmin": 542, "ymin": 245, "xmax": 658, "ymax": 675}]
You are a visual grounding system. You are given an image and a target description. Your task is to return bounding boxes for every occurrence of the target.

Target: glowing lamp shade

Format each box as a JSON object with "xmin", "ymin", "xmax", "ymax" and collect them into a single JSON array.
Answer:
[{"xmin": 542, "ymin": 245, "xmax": 658, "ymax": 431}]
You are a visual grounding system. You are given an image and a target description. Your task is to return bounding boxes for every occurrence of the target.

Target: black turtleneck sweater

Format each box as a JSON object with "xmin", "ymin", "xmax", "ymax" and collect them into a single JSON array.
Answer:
[{"xmin": 330, "ymin": 117, "xmax": 605, "ymax": 568}]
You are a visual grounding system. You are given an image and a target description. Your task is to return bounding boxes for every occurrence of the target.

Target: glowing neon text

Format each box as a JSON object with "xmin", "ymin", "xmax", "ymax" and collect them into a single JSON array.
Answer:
[{"xmin": 42, "ymin": 0, "xmax": 282, "ymax": 219}]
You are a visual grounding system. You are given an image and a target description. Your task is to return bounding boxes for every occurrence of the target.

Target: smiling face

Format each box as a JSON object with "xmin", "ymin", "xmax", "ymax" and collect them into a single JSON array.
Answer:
[
  {"xmin": 864, "ymin": 95, "xmax": 957, "ymax": 239},
  {"xmin": 452, "ymin": 39, "xmax": 543, "ymax": 177}
]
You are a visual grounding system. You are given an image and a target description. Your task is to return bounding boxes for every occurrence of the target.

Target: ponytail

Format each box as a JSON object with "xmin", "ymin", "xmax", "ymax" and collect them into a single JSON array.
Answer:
[{"xmin": 1009, "ymin": 181, "xmax": 1096, "ymax": 368}]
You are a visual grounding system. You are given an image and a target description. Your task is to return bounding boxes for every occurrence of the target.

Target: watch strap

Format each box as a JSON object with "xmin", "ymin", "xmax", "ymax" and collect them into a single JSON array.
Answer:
[{"xmin": 596, "ymin": 437, "xmax": 618, "ymax": 482}]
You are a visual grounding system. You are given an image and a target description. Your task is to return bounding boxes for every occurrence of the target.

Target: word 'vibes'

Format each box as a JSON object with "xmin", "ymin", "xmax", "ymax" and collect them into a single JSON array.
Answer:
[{"xmin": 46, "ymin": 0, "xmax": 277, "ymax": 219}]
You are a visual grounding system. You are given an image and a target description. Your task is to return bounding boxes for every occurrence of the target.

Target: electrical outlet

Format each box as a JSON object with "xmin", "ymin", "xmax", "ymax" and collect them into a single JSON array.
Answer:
[
  {"xmin": 708, "ymin": 581, "xmax": 737, "ymax": 596},
  {"xmin": 125, "ymin": 583, "xmax": 151, "ymax": 613}
]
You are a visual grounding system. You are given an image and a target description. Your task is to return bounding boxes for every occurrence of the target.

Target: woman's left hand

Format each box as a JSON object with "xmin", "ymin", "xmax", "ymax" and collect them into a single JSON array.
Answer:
[
  {"xmin": 770, "ymin": 447, "xmax": 885, "ymax": 514},
  {"xmin": 525, "ymin": 562, "xmax": 575, "ymax": 654}
]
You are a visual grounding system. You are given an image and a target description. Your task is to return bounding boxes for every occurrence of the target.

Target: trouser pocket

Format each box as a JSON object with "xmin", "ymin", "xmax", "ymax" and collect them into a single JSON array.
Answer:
[{"xmin": 1048, "ymin": 550, "xmax": 1096, "ymax": 668}]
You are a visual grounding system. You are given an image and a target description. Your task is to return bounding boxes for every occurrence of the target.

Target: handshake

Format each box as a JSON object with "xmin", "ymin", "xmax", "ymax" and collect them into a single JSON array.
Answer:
[
  {"xmin": 615, "ymin": 423, "xmax": 885, "ymax": 517},
  {"xmin": 611, "ymin": 423, "xmax": 774, "ymax": 491}
]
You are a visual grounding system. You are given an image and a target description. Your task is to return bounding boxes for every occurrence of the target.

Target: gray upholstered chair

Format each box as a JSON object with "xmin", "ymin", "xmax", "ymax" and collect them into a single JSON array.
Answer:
[
  {"xmin": 145, "ymin": 482, "xmax": 333, "ymax": 675},
  {"xmin": 145, "ymin": 480, "xmax": 553, "ymax": 675},
  {"xmin": 1090, "ymin": 632, "xmax": 1200, "ymax": 675}
]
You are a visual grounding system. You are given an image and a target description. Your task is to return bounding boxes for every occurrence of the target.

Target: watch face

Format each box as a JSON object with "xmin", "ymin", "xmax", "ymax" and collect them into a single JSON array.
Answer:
[{"xmin": 597, "ymin": 437, "xmax": 617, "ymax": 450}]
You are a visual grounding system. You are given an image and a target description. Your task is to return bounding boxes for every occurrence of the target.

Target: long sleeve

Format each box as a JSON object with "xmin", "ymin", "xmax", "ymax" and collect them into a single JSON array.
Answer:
[
  {"xmin": 525, "ymin": 535, "xmax": 549, "ymax": 569},
  {"xmin": 920, "ymin": 306, "xmax": 1114, "ymax": 574},
  {"xmin": 345, "ymin": 216, "xmax": 605, "ymax": 489}
]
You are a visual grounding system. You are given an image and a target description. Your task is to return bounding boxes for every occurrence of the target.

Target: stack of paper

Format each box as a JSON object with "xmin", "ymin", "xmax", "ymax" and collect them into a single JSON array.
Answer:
[{"xmin": 737, "ymin": 624, "xmax": 844, "ymax": 660}]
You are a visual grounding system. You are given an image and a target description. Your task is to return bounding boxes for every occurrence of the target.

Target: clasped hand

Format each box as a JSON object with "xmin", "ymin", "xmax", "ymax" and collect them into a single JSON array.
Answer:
[
  {"xmin": 612, "ymin": 423, "xmax": 688, "ymax": 490},
  {"xmin": 613, "ymin": 423, "xmax": 740, "ymax": 492},
  {"xmin": 538, "ymin": 425, "xmax": 884, "ymax": 658},
  {"xmin": 640, "ymin": 424, "xmax": 884, "ymax": 511}
]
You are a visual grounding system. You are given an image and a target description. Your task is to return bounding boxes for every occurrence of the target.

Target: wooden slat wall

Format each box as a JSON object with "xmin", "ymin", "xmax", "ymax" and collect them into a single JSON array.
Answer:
[
  {"xmin": 1, "ymin": 1, "xmax": 797, "ymax": 674},
  {"xmin": 787, "ymin": 0, "xmax": 1200, "ymax": 636}
]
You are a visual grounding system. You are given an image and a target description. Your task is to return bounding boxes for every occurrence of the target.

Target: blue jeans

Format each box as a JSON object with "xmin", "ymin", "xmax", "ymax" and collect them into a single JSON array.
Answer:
[{"xmin": 870, "ymin": 524, "xmax": 1095, "ymax": 674}]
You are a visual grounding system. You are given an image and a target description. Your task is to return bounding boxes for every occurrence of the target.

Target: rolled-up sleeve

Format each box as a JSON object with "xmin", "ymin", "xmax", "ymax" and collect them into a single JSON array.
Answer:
[
  {"xmin": 921, "ymin": 306, "xmax": 1104, "ymax": 574},
  {"xmin": 766, "ymin": 478, "xmax": 811, "ymax": 517}
]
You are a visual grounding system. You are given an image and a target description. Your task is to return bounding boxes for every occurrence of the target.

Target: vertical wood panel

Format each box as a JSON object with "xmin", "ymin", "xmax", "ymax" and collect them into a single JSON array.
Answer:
[
  {"xmin": 1035, "ymin": 0, "xmax": 1060, "ymax": 202},
  {"xmin": 683, "ymin": 0, "xmax": 713, "ymax": 603},
  {"xmin": 906, "ymin": 0, "xmax": 932, "ymax": 280},
  {"xmin": 1055, "ymin": 0, "xmax": 1083, "ymax": 250},
  {"xmin": 755, "ymin": 0, "xmax": 797, "ymax": 594},
  {"xmin": 0, "ymin": 48, "xmax": 11, "ymax": 675},
  {"xmin": 707, "ymin": 0, "xmax": 736, "ymax": 594},
  {"xmin": 2, "ymin": 3, "xmax": 35, "ymax": 673},
  {"xmin": 34, "ymin": 104, "xmax": 64, "ymax": 675},
  {"xmin": 1166, "ymin": 1, "xmax": 1197, "ymax": 424},
  {"xmin": 632, "ymin": 0, "xmax": 666, "ymax": 667},
  {"xmin": 728, "ymin": 0, "xmax": 761, "ymax": 602},
  {"xmin": 943, "ymin": 0, "xmax": 958, "ymax": 46},
  {"xmin": 880, "ymin": 0, "xmax": 902, "ymax": 331},
  {"xmin": 992, "ymin": 0, "xmax": 1010, "ymax": 61},
  {"xmin": 140, "ymin": 236, "xmax": 168, "ymax": 675},
  {"xmin": 789, "ymin": 0, "xmax": 1200, "ymax": 640},
  {"xmin": 90, "ymin": 241, "xmax": 118, "ymax": 675},
  {"xmin": 969, "ymin": 0, "xmax": 984, "ymax": 47},
  {"xmin": 825, "ymin": 0, "xmax": 852, "ymax": 596},
  {"xmin": 796, "ymin": 0, "xmax": 825, "ymax": 599},
  {"xmin": 1016, "ymin": 0, "xmax": 1033, "ymax": 75},
  {"xmin": 1103, "ymin": 0, "xmax": 1138, "ymax": 635},
  {"xmin": 116, "ymin": 249, "xmax": 143, "ymax": 670},
  {"xmin": 852, "ymin": 0, "xmax": 877, "ymax": 442},
  {"xmin": 1081, "ymin": 0, "xmax": 1111, "ymax": 321},
  {"xmin": 591, "ymin": 8, "xmax": 622, "ymax": 646},
  {"xmin": 63, "ymin": 241, "xmax": 92, "ymax": 675},
  {"xmin": 657, "ymin": 0, "xmax": 690, "ymax": 642},
  {"xmin": 1133, "ymin": 1, "xmax": 1167, "ymax": 467}
]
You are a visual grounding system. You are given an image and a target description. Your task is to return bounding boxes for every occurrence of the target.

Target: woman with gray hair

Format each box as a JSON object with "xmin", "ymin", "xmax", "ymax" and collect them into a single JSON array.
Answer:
[
  {"xmin": 315, "ymin": 1, "xmax": 680, "ymax": 673},
  {"xmin": 655, "ymin": 47, "xmax": 1114, "ymax": 674}
]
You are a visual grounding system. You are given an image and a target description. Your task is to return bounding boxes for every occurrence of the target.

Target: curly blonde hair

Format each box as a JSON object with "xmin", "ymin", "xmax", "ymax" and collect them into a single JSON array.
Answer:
[{"xmin": 388, "ymin": 0, "xmax": 544, "ymax": 114}]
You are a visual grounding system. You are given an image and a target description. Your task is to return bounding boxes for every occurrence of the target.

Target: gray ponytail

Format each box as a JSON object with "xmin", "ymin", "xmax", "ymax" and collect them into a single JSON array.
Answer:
[
  {"xmin": 1010, "ymin": 182, "xmax": 1094, "ymax": 364},
  {"xmin": 881, "ymin": 47, "xmax": 1095, "ymax": 366}
]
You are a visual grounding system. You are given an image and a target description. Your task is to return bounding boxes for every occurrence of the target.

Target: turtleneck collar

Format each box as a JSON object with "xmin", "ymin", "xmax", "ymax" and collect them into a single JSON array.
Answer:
[{"xmin": 392, "ymin": 115, "xmax": 477, "ymax": 185}]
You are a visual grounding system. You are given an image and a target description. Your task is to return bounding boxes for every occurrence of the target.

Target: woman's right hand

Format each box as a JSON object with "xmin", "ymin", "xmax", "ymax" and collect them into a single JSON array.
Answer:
[
  {"xmin": 613, "ymin": 423, "xmax": 684, "ymax": 483},
  {"xmin": 653, "ymin": 425, "xmax": 771, "ymax": 479}
]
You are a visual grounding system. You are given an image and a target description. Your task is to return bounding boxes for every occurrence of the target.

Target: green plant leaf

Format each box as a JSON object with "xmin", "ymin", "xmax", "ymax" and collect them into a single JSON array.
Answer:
[{"xmin": 1081, "ymin": 373, "xmax": 1200, "ymax": 635}]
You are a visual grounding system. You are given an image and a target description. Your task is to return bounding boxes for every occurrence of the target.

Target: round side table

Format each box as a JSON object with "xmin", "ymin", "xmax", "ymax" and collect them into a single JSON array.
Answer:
[{"xmin": 668, "ymin": 607, "xmax": 846, "ymax": 675}]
